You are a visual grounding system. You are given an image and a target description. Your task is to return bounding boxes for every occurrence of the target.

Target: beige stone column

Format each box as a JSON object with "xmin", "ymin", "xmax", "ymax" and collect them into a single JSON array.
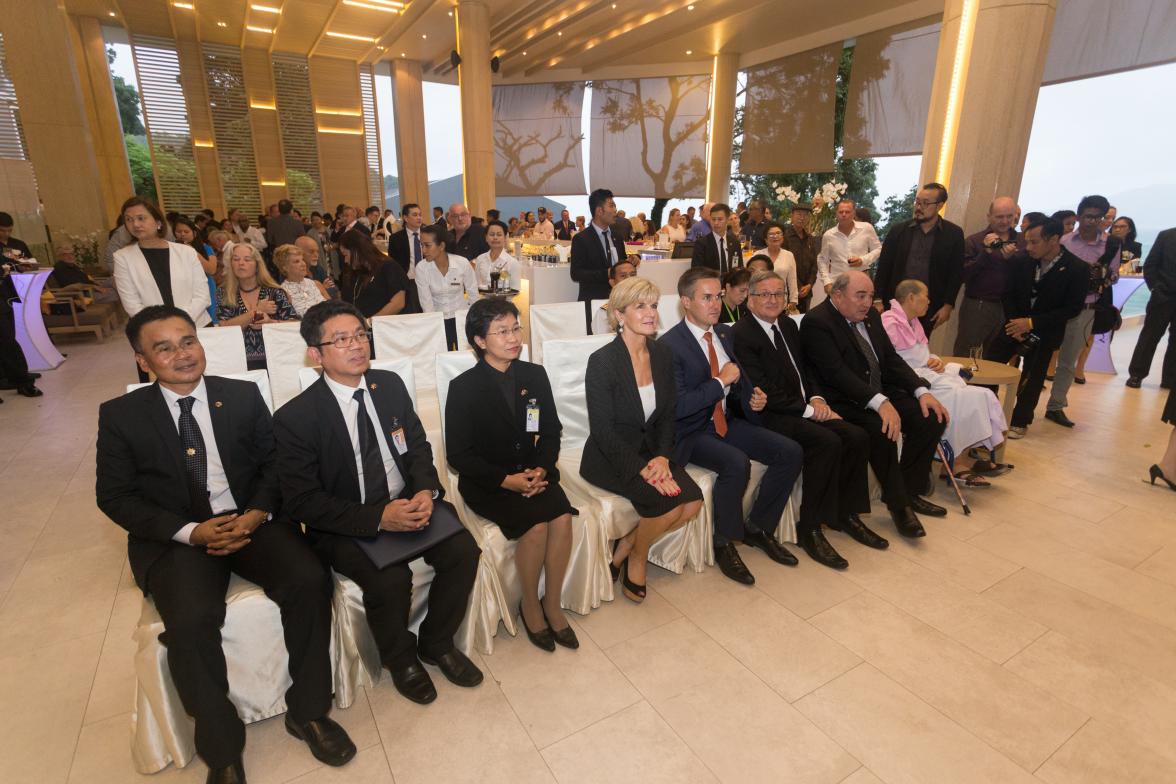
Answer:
[
  {"xmin": 918, "ymin": 0, "xmax": 1056, "ymax": 354},
  {"xmin": 389, "ymin": 59, "xmax": 430, "ymax": 211},
  {"xmin": 706, "ymin": 52, "xmax": 739, "ymax": 204},
  {"xmin": 455, "ymin": 0, "xmax": 495, "ymax": 217},
  {"xmin": 0, "ymin": 2, "xmax": 113, "ymax": 246},
  {"xmin": 70, "ymin": 15, "xmax": 133, "ymax": 228}
]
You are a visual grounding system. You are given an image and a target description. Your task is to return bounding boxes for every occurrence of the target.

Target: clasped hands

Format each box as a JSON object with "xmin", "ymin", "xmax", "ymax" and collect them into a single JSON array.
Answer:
[
  {"xmin": 502, "ymin": 467, "xmax": 549, "ymax": 498},
  {"xmin": 641, "ymin": 456, "xmax": 681, "ymax": 497},
  {"xmin": 190, "ymin": 509, "xmax": 267, "ymax": 556},
  {"xmin": 379, "ymin": 489, "xmax": 435, "ymax": 532}
]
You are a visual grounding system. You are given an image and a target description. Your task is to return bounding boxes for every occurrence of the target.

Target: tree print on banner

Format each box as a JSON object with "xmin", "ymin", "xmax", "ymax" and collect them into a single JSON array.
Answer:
[
  {"xmin": 590, "ymin": 75, "xmax": 710, "ymax": 199},
  {"xmin": 493, "ymin": 82, "xmax": 587, "ymax": 196}
]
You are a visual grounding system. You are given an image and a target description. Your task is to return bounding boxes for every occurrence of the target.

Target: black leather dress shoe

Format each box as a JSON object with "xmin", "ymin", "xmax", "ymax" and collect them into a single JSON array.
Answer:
[
  {"xmin": 909, "ymin": 497, "xmax": 946, "ymax": 518},
  {"xmin": 799, "ymin": 529, "xmax": 848, "ymax": 570},
  {"xmin": 830, "ymin": 514, "xmax": 889, "ymax": 550},
  {"xmin": 16, "ymin": 383, "xmax": 42, "ymax": 397},
  {"xmin": 715, "ymin": 541, "xmax": 755, "ymax": 584},
  {"xmin": 743, "ymin": 528, "xmax": 798, "ymax": 566},
  {"xmin": 207, "ymin": 760, "xmax": 246, "ymax": 784},
  {"xmin": 890, "ymin": 507, "xmax": 927, "ymax": 538},
  {"xmin": 419, "ymin": 648, "xmax": 484, "ymax": 687},
  {"xmin": 1044, "ymin": 409, "xmax": 1075, "ymax": 428},
  {"xmin": 1125, "ymin": 376, "xmax": 1142, "ymax": 388},
  {"xmin": 285, "ymin": 715, "xmax": 357, "ymax": 767},
  {"xmin": 390, "ymin": 661, "xmax": 437, "ymax": 704}
]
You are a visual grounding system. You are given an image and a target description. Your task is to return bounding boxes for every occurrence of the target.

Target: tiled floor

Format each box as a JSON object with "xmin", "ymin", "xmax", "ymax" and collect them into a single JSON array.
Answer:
[{"xmin": 0, "ymin": 325, "xmax": 1172, "ymax": 784}]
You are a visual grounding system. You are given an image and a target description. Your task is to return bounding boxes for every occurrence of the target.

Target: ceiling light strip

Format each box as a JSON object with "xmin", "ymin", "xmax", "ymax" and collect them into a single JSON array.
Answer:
[
  {"xmin": 326, "ymin": 31, "xmax": 377, "ymax": 42},
  {"xmin": 343, "ymin": 0, "xmax": 399, "ymax": 12}
]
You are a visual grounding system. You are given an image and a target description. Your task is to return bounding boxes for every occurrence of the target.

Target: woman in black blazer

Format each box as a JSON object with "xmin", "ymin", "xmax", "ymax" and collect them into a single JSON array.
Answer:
[
  {"xmin": 445, "ymin": 299, "xmax": 579, "ymax": 651},
  {"xmin": 580, "ymin": 277, "xmax": 703, "ymax": 603}
]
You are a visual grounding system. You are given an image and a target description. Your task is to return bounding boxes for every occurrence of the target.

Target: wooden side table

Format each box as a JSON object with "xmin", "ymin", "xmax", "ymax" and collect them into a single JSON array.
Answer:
[{"xmin": 939, "ymin": 356, "xmax": 1021, "ymax": 462}]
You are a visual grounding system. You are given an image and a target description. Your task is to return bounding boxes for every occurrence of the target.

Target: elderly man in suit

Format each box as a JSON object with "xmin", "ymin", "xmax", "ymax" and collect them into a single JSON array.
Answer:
[
  {"xmin": 659, "ymin": 267, "xmax": 803, "ymax": 585},
  {"xmin": 96, "ymin": 305, "xmax": 355, "ymax": 784},
  {"xmin": 690, "ymin": 203, "xmax": 745, "ymax": 276},
  {"xmin": 273, "ymin": 300, "xmax": 482, "ymax": 706},
  {"xmin": 801, "ymin": 271, "xmax": 950, "ymax": 538},
  {"xmin": 571, "ymin": 187, "xmax": 629, "ymax": 325},
  {"xmin": 733, "ymin": 271, "xmax": 881, "ymax": 570}
]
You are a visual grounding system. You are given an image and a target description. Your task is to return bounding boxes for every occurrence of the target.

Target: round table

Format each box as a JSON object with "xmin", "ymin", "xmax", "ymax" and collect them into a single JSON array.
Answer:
[{"xmin": 940, "ymin": 356, "xmax": 1020, "ymax": 461}]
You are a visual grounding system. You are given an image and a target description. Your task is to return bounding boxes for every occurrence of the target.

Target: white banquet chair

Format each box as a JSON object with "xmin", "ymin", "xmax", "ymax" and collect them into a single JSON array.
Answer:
[
  {"xmin": 196, "ymin": 326, "xmax": 248, "ymax": 376},
  {"xmin": 126, "ymin": 368, "xmax": 273, "ymax": 412},
  {"xmin": 371, "ymin": 311, "xmax": 448, "ymax": 391},
  {"xmin": 656, "ymin": 292, "xmax": 683, "ymax": 332},
  {"xmin": 260, "ymin": 321, "xmax": 314, "ymax": 410},
  {"xmin": 528, "ymin": 301, "xmax": 587, "ymax": 364}
]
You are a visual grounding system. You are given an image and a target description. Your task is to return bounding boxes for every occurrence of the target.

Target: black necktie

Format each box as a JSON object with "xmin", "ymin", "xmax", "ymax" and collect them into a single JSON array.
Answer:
[
  {"xmin": 413, "ymin": 232, "xmax": 422, "ymax": 263},
  {"xmin": 718, "ymin": 236, "xmax": 727, "ymax": 274},
  {"xmin": 771, "ymin": 324, "xmax": 802, "ymax": 397},
  {"xmin": 354, "ymin": 389, "xmax": 391, "ymax": 506},
  {"xmin": 178, "ymin": 396, "xmax": 213, "ymax": 520},
  {"xmin": 600, "ymin": 229, "xmax": 613, "ymax": 267},
  {"xmin": 851, "ymin": 323, "xmax": 882, "ymax": 394}
]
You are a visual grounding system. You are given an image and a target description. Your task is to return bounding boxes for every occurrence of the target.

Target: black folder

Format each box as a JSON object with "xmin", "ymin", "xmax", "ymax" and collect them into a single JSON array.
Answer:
[{"xmin": 354, "ymin": 500, "xmax": 465, "ymax": 569}]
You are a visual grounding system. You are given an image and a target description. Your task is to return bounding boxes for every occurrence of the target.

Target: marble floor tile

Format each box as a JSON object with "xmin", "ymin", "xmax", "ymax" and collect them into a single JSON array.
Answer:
[
  {"xmin": 839, "ymin": 767, "xmax": 887, "ymax": 784},
  {"xmin": 68, "ymin": 712, "xmax": 205, "ymax": 783},
  {"xmin": 1035, "ymin": 719, "xmax": 1176, "ymax": 784},
  {"xmin": 283, "ymin": 744, "xmax": 395, "ymax": 783},
  {"xmin": 572, "ymin": 584, "xmax": 682, "ymax": 650},
  {"xmin": 745, "ymin": 545, "xmax": 864, "ymax": 619},
  {"xmin": 656, "ymin": 669, "xmax": 858, "ymax": 784},
  {"xmin": 540, "ymin": 701, "xmax": 716, "ymax": 784},
  {"xmin": 885, "ymin": 523, "xmax": 1021, "ymax": 592},
  {"xmin": 795, "ymin": 664, "xmax": 1038, "ymax": 784},
  {"xmin": 811, "ymin": 593, "xmax": 1086, "ymax": 771},
  {"xmin": 605, "ymin": 617, "xmax": 746, "ymax": 705},
  {"xmin": 481, "ymin": 616, "xmax": 641, "ymax": 748},
  {"xmin": 84, "ymin": 587, "xmax": 141, "ymax": 725},
  {"xmin": 1136, "ymin": 542, "xmax": 1176, "ymax": 587}
]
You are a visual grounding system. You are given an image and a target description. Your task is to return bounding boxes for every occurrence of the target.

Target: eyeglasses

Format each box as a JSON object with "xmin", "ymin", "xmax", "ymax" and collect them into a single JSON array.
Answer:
[
  {"xmin": 317, "ymin": 330, "xmax": 372, "ymax": 349},
  {"xmin": 913, "ymin": 199, "xmax": 942, "ymax": 208},
  {"xmin": 486, "ymin": 325, "xmax": 524, "ymax": 339},
  {"xmin": 750, "ymin": 291, "xmax": 786, "ymax": 300}
]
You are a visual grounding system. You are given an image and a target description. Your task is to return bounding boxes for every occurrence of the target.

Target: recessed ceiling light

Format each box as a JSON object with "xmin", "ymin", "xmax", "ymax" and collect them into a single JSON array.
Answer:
[
  {"xmin": 217, "ymin": 21, "xmax": 227, "ymax": 27},
  {"xmin": 326, "ymin": 31, "xmax": 376, "ymax": 41},
  {"xmin": 246, "ymin": 25, "xmax": 274, "ymax": 33},
  {"xmin": 421, "ymin": 33, "xmax": 427, "ymax": 39},
  {"xmin": 557, "ymin": 31, "xmax": 562, "ymax": 36},
  {"xmin": 687, "ymin": 3, "xmax": 695, "ymax": 8},
  {"xmin": 377, "ymin": 45, "xmax": 385, "ymax": 50},
  {"xmin": 400, "ymin": 52, "xmax": 406, "ymax": 57},
  {"xmin": 251, "ymin": 3, "xmax": 281, "ymax": 12},
  {"xmin": 522, "ymin": 51, "xmax": 527, "ymax": 56},
  {"xmin": 611, "ymin": 2, "xmax": 616, "ymax": 6},
  {"xmin": 107, "ymin": 11, "xmax": 116, "ymax": 16},
  {"xmin": 685, "ymin": 50, "xmax": 692, "ymax": 55},
  {"xmin": 172, "ymin": 1, "xmax": 194, "ymax": 9},
  {"xmin": 448, "ymin": 10, "xmax": 453, "ymax": 15},
  {"xmin": 342, "ymin": 1, "xmax": 398, "ymax": 12}
]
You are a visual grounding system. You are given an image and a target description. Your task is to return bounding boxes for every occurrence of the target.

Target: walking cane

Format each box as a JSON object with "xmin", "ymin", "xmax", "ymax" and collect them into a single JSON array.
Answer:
[{"xmin": 936, "ymin": 440, "xmax": 971, "ymax": 515}]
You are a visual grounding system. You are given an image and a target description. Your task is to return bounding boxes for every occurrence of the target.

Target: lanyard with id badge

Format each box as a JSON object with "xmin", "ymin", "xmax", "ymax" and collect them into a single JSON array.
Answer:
[
  {"xmin": 389, "ymin": 416, "xmax": 408, "ymax": 455},
  {"xmin": 525, "ymin": 398, "xmax": 540, "ymax": 434}
]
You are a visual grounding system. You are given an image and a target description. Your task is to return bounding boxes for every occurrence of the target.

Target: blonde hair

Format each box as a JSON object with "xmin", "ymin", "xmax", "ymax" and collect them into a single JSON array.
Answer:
[
  {"xmin": 221, "ymin": 241, "xmax": 279, "ymax": 304},
  {"xmin": 607, "ymin": 275, "xmax": 660, "ymax": 331},
  {"xmin": 273, "ymin": 243, "xmax": 304, "ymax": 277}
]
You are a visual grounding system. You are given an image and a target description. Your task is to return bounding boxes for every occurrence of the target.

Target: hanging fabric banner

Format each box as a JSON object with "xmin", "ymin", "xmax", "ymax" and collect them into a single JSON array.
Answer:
[
  {"xmin": 1043, "ymin": 0, "xmax": 1176, "ymax": 85},
  {"xmin": 589, "ymin": 75, "xmax": 710, "ymax": 198},
  {"xmin": 492, "ymin": 82, "xmax": 587, "ymax": 196}
]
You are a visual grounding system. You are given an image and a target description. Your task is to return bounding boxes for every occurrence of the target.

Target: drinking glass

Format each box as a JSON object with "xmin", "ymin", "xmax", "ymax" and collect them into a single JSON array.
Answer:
[{"xmin": 968, "ymin": 345, "xmax": 983, "ymax": 372}]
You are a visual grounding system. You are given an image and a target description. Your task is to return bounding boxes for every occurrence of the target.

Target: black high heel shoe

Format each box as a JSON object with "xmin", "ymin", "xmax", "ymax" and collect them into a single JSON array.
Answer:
[
  {"xmin": 610, "ymin": 539, "xmax": 623, "ymax": 582},
  {"xmin": 620, "ymin": 558, "xmax": 646, "ymax": 604},
  {"xmin": 542, "ymin": 605, "xmax": 580, "ymax": 650},
  {"xmin": 519, "ymin": 602, "xmax": 555, "ymax": 652},
  {"xmin": 1149, "ymin": 465, "xmax": 1176, "ymax": 491}
]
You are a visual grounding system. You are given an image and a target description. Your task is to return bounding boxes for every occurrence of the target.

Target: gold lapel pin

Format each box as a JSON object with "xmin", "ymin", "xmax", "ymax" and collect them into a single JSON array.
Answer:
[
  {"xmin": 186, "ymin": 448, "xmax": 196, "ymax": 456},
  {"xmin": 214, "ymin": 401, "xmax": 223, "ymax": 408},
  {"xmin": 520, "ymin": 388, "xmax": 528, "ymax": 396},
  {"xmin": 370, "ymin": 383, "xmax": 378, "ymax": 390}
]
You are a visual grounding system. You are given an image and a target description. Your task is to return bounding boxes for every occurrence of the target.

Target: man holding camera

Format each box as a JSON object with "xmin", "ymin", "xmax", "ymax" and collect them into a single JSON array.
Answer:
[
  {"xmin": 954, "ymin": 197, "xmax": 1024, "ymax": 358},
  {"xmin": 986, "ymin": 217, "xmax": 1088, "ymax": 439}
]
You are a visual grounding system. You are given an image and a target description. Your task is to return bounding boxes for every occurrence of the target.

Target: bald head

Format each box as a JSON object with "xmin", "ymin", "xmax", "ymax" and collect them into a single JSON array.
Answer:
[
  {"xmin": 448, "ymin": 203, "xmax": 472, "ymax": 233},
  {"xmin": 988, "ymin": 197, "xmax": 1019, "ymax": 234},
  {"xmin": 829, "ymin": 270, "xmax": 875, "ymax": 322},
  {"xmin": 294, "ymin": 235, "xmax": 320, "ymax": 266}
]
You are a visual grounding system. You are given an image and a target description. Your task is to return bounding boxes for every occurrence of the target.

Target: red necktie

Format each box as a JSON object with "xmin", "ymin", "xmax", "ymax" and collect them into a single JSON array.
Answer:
[{"xmin": 704, "ymin": 332, "xmax": 728, "ymax": 437}]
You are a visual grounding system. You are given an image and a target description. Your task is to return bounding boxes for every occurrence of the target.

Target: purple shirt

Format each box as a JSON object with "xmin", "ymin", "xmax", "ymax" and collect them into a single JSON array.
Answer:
[
  {"xmin": 962, "ymin": 226, "xmax": 1024, "ymax": 301},
  {"xmin": 1061, "ymin": 230, "xmax": 1107, "ymax": 304}
]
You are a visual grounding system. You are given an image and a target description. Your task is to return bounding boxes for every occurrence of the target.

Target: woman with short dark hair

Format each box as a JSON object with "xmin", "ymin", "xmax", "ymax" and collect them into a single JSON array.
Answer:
[{"xmin": 445, "ymin": 298, "xmax": 578, "ymax": 651}]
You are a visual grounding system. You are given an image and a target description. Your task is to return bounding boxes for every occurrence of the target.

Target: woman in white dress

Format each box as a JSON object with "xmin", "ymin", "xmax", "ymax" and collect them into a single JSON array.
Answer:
[
  {"xmin": 275, "ymin": 244, "xmax": 329, "ymax": 316},
  {"xmin": 760, "ymin": 223, "xmax": 799, "ymax": 312},
  {"xmin": 416, "ymin": 224, "xmax": 478, "ymax": 349},
  {"xmin": 881, "ymin": 279, "xmax": 1010, "ymax": 486},
  {"xmin": 657, "ymin": 208, "xmax": 686, "ymax": 243},
  {"xmin": 473, "ymin": 221, "xmax": 521, "ymax": 291}
]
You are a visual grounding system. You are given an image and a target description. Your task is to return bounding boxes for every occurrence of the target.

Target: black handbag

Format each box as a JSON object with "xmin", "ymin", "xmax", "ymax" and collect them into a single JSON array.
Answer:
[{"xmin": 1092, "ymin": 287, "xmax": 1121, "ymax": 335}]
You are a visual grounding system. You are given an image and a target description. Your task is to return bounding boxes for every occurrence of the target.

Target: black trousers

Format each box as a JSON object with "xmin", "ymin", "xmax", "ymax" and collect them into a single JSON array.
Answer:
[
  {"xmin": 833, "ymin": 395, "xmax": 945, "ymax": 511},
  {"xmin": 1129, "ymin": 290, "xmax": 1175, "ymax": 384},
  {"xmin": 0, "ymin": 304, "xmax": 32, "ymax": 383},
  {"xmin": 315, "ymin": 511, "xmax": 480, "ymax": 670},
  {"xmin": 764, "ymin": 415, "xmax": 871, "ymax": 533},
  {"xmin": 443, "ymin": 317, "xmax": 459, "ymax": 351},
  {"xmin": 988, "ymin": 335, "xmax": 1054, "ymax": 427},
  {"xmin": 145, "ymin": 522, "xmax": 333, "ymax": 769},
  {"xmin": 674, "ymin": 418, "xmax": 803, "ymax": 545}
]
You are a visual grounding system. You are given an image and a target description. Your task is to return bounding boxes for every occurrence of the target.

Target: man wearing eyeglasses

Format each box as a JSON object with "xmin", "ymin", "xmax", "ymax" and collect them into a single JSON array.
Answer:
[
  {"xmin": 873, "ymin": 183, "xmax": 965, "ymax": 336},
  {"xmin": 273, "ymin": 300, "xmax": 483, "ymax": 707}
]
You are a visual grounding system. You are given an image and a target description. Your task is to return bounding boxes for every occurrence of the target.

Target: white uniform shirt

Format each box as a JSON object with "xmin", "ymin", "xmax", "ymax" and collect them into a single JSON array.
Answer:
[
  {"xmin": 415, "ymin": 254, "xmax": 478, "ymax": 317},
  {"xmin": 473, "ymin": 250, "xmax": 522, "ymax": 290},
  {"xmin": 161, "ymin": 379, "xmax": 237, "ymax": 544}
]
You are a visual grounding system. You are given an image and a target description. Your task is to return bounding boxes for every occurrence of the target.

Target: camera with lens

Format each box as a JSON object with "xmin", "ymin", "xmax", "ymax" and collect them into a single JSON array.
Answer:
[
  {"xmin": 1015, "ymin": 331, "xmax": 1041, "ymax": 356},
  {"xmin": 985, "ymin": 238, "xmax": 1006, "ymax": 251}
]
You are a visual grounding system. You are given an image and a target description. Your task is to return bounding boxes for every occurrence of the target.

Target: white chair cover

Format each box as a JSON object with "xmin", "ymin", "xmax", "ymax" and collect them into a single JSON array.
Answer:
[
  {"xmin": 296, "ymin": 357, "xmax": 418, "ymax": 408},
  {"xmin": 657, "ymin": 292, "xmax": 683, "ymax": 332},
  {"xmin": 372, "ymin": 311, "xmax": 448, "ymax": 391},
  {"xmin": 452, "ymin": 307, "xmax": 470, "ymax": 350},
  {"xmin": 196, "ymin": 326, "xmax": 248, "ymax": 376},
  {"xmin": 260, "ymin": 321, "xmax": 314, "ymax": 410},
  {"xmin": 528, "ymin": 301, "xmax": 588, "ymax": 364},
  {"xmin": 125, "ymin": 369, "xmax": 274, "ymax": 413}
]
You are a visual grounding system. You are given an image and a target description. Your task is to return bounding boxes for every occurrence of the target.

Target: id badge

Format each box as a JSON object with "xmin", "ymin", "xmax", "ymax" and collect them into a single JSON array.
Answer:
[
  {"xmin": 390, "ymin": 427, "xmax": 408, "ymax": 455},
  {"xmin": 525, "ymin": 399, "xmax": 540, "ymax": 433}
]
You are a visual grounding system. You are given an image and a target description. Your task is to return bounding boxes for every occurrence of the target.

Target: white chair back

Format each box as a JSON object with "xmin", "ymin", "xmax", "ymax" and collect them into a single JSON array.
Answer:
[
  {"xmin": 452, "ymin": 308, "xmax": 470, "ymax": 350},
  {"xmin": 657, "ymin": 292, "xmax": 682, "ymax": 332},
  {"xmin": 543, "ymin": 334, "xmax": 614, "ymax": 450},
  {"xmin": 529, "ymin": 301, "xmax": 587, "ymax": 364},
  {"xmin": 433, "ymin": 346, "xmax": 530, "ymax": 445},
  {"xmin": 125, "ymin": 369, "xmax": 274, "ymax": 412},
  {"xmin": 296, "ymin": 357, "xmax": 418, "ymax": 408},
  {"xmin": 197, "ymin": 326, "xmax": 248, "ymax": 376},
  {"xmin": 372, "ymin": 311, "xmax": 448, "ymax": 391},
  {"xmin": 260, "ymin": 322, "xmax": 315, "ymax": 411}
]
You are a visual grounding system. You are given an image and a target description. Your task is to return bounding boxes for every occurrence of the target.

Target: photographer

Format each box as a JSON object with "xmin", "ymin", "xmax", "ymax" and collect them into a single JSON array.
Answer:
[
  {"xmin": 987, "ymin": 217, "xmax": 1088, "ymax": 439},
  {"xmin": 954, "ymin": 197, "xmax": 1024, "ymax": 357}
]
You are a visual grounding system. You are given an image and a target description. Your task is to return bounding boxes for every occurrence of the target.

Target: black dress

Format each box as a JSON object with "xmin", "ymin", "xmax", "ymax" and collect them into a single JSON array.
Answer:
[
  {"xmin": 344, "ymin": 260, "xmax": 414, "ymax": 318},
  {"xmin": 445, "ymin": 359, "xmax": 576, "ymax": 539},
  {"xmin": 580, "ymin": 336, "xmax": 702, "ymax": 518}
]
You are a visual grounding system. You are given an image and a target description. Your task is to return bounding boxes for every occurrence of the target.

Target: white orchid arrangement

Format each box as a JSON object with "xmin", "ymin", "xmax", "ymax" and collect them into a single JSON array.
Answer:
[
  {"xmin": 66, "ymin": 231, "xmax": 103, "ymax": 273},
  {"xmin": 772, "ymin": 180, "xmax": 848, "ymax": 234}
]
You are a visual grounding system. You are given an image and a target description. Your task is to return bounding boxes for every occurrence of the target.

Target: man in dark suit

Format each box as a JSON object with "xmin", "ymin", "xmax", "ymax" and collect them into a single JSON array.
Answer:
[
  {"xmin": 690, "ymin": 203, "xmax": 745, "ymax": 275},
  {"xmin": 273, "ymin": 300, "xmax": 482, "ymax": 706},
  {"xmin": 734, "ymin": 271, "xmax": 882, "ymax": 570},
  {"xmin": 801, "ymin": 271, "xmax": 950, "ymax": 538},
  {"xmin": 96, "ymin": 305, "xmax": 354, "ymax": 784},
  {"xmin": 873, "ymin": 182, "xmax": 965, "ymax": 335},
  {"xmin": 387, "ymin": 202, "xmax": 425, "ymax": 277},
  {"xmin": 1128, "ymin": 225, "xmax": 1176, "ymax": 389},
  {"xmin": 553, "ymin": 208, "xmax": 575, "ymax": 240},
  {"xmin": 447, "ymin": 203, "xmax": 489, "ymax": 259},
  {"xmin": 660, "ymin": 268, "xmax": 803, "ymax": 585},
  {"xmin": 266, "ymin": 198, "xmax": 307, "ymax": 249},
  {"xmin": 571, "ymin": 188, "xmax": 629, "ymax": 323},
  {"xmin": 986, "ymin": 216, "xmax": 1090, "ymax": 439},
  {"xmin": 611, "ymin": 209, "xmax": 634, "ymax": 242}
]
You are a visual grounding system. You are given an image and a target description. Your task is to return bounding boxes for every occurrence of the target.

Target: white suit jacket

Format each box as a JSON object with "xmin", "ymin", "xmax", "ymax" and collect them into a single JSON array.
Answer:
[{"xmin": 113, "ymin": 241, "xmax": 212, "ymax": 326}]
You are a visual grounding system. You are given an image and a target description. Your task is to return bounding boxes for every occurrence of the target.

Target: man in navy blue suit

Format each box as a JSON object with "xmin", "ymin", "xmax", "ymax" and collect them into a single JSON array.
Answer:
[{"xmin": 659, "ymin": 267, "xmax": 804, "ymax": 585}]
